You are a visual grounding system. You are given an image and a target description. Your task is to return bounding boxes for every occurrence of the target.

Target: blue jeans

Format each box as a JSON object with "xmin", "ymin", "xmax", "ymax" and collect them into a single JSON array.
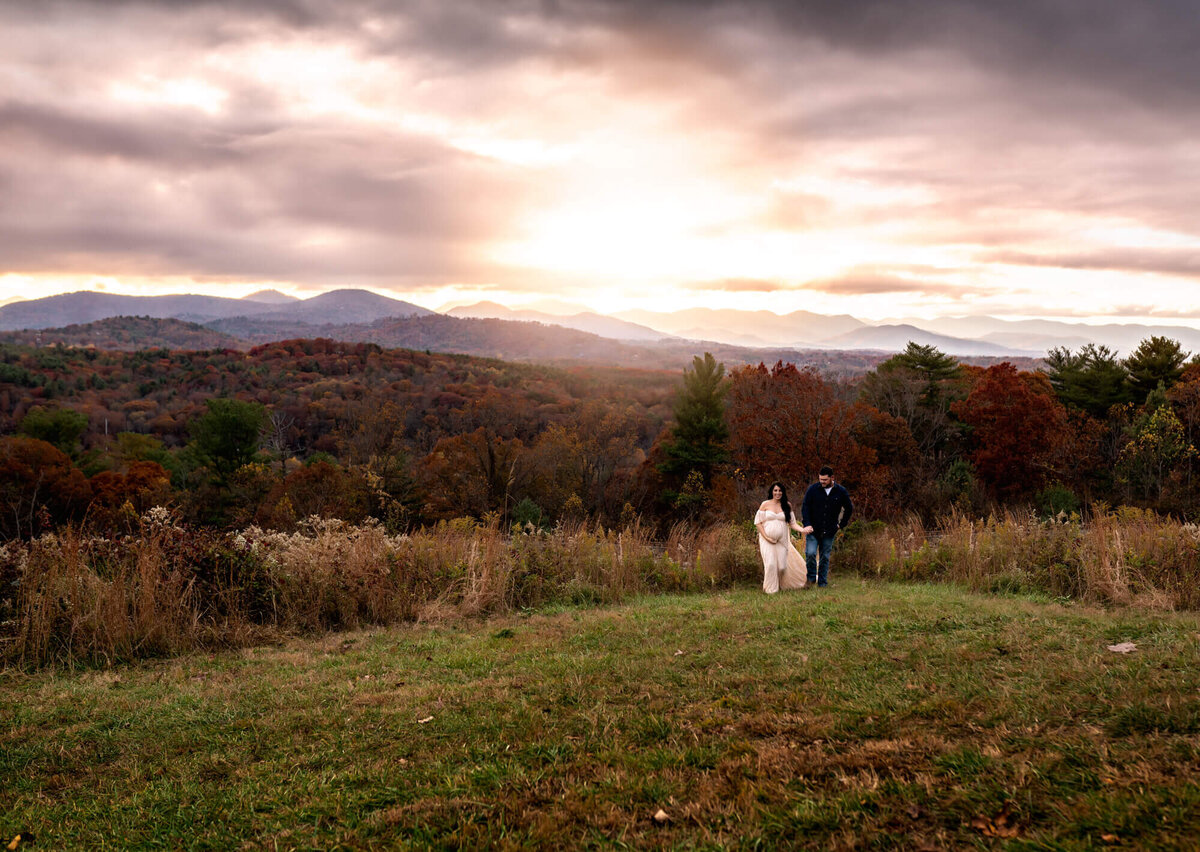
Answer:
[{"xmin": 805, "ymin": 534, "xmax": 836, "ymax": 586}]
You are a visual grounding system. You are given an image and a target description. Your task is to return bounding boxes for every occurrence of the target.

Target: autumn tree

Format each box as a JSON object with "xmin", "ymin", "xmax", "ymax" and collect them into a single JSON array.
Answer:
[
  {"xmin": 726, "ymin": 361, "xmax": 886, "ymax": 515},
  {"xmin": 1046, "ymin": 409, "xmax": 1105, "ymax": 502},
  {"xmin": 418, "ymin": 428, "xmax": 531, "ymax": 522},
  {"xmin": 849, "ymin": 406, "xmax": 921, "ymax": 518},
  {"xmin": 0, "ymin": 437, "xmax": 92, "ymax": 538},
  {"xmin": 1167, "ymin": 363, "xmax": 1200, "ymax": 495},
  {"xmin": 858, "ymin": 342, "xmax": 964, "ymax": 466},
  {"xmin": 524, "ymin": 424, "xmax": 588, "ymax": 520},
  {"xmin": 333, "ymin": 398, "xmax": 420, "ymax": 529},
  {"xmin": 256, "ymin": 461, "xmax": 371, "ymax": 529},
  {"xmin": 1124, "ymin": 336, "xmax": 1189, "ymax": 404},
  {"xmin": 573, "ymin": 403, "xmax": 645, "ymax": 521},
  {"xmin": 523, "ymin": 403, "xmax": 647, "ymax": 524},
  {"xmin": 1117, "ymin": 387, "xmax": 1196, "ymax": 504},
  {"xmin": 89, "ymin": 460, "xmax": 173, "ymax": 528},
  {"xmin": 951, "ymin": 363, "xmax": 1070, "ymax": 500}
]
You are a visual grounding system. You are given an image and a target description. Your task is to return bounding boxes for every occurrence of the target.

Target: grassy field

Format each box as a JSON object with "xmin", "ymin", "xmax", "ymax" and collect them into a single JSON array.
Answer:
[{"xmin": 4, "ymin": 578, "xmax": 1200, "ymax": 850}]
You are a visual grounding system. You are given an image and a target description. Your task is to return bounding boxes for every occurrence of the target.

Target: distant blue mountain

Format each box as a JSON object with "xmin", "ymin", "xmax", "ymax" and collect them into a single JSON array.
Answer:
[{"xmin": 0, "ymin": 288, "xmax": 432, "ymax": 331}]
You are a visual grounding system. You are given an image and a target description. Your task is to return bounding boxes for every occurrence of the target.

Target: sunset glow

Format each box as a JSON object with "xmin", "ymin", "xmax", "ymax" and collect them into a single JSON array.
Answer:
[{"xmin": 3, "ymin": 1, "xmax": 1199, "ymax": 323}]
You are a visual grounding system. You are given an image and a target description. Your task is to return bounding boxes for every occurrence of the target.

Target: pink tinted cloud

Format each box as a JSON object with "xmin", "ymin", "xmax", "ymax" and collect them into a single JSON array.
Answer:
[
  {"xmin": 686, "ymin": 278, "xmax": 788, "ymax": 293},
  {"xmin": 3, "ymin": 0, "xmax": 1200, "ymax": 317}
]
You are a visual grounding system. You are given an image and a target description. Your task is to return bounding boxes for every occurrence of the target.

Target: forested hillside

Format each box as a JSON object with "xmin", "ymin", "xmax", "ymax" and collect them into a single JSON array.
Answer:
[
  {"xmin": 0, "ymin": 338, "xmax": 675, "ymax": 448},
  {"xmin": 0, "ymin": 338, "xmax": 679, "ymax": 534},
  {"xmin": 2, "ymin": 334, "xmax": 1198, "ymax": 540},
  {"xmin": 207, "ymin": 312, "xmax": 1045, "ymax": 373},
  {"xmin": 0, "ymin": 316, "xmax": 244, "ymax": 351},
  {"xmin": 0, "ymin": 313, "xmax": 1041, "ymax": 375}
]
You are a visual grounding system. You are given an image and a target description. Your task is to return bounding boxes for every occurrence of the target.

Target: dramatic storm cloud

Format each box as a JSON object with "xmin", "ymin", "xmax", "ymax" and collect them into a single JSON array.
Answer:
[{"xmin": 2, "ymin": 0, "xmax": 1198, "ymax": 319}]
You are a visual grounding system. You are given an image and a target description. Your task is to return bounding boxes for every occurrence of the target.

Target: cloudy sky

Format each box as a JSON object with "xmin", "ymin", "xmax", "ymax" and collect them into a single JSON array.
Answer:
[{"xmin": 3, "ymin": 0, "xmax": 1199, "ymax": 321}]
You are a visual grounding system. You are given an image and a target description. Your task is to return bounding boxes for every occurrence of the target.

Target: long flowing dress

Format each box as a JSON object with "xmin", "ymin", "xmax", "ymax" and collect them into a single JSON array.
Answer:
[{"xmin": 755, "ymin": 509, "xmax": 807, "ymax": 593}]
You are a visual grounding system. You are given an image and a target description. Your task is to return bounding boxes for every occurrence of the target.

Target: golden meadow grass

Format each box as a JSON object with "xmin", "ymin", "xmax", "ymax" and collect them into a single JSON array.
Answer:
[
  {"xmin": 4, "ymin": 507, "xmax": 1200, "ymax": 669},
  {"xmin": 0, "ymin": 511, "xmax": 759, "ymax": 668},
  {"xmin": 839, "ymin": 507, "xmax": 1200, "ymax": 611}
]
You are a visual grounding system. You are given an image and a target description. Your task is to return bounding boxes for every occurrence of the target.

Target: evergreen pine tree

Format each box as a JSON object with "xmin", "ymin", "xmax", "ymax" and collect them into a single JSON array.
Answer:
[
  {"xmin": 659, "ymin": 352, "xmax": 729, "ymax": 488},
  {"xmin": 189, "ymin": 397, "xmax": 266, "ymax": 483},
  {"xmin": 1124, "ymin": 336, "xmax": 1188, "ymax": 404},
  {"xmin": 1044, "ymin": 343, "xmax": 1129, "ymax": 417}
]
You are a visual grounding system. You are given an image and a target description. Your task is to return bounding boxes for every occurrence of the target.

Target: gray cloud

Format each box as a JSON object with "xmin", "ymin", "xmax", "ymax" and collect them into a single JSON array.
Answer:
[
  {"xmin": 602, "ymin": 0, "xmax": 1200, "ymax": 108},
  {"xmin": 3, "ymin": 0, "xmax": 1199, "ymax": 309},
  {"xmin": 0, "ymin": 104, "xmax": 524, "ymax": 282},
  {"xmin": 0, "ymin": 100, "xmax": 261, "ymax": 167},
  {"xmin": 983, "ymin": 248, "xmax": 1200, "ymax": 279},
  {"xmin": 26, "ymin": 0, "xmax": 1200, "ymax": 103}
]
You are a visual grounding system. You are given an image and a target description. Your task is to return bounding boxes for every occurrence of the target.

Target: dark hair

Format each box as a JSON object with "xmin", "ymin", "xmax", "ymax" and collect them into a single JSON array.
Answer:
[
  {"xmin": 767, "ymin": 481, "xmax": 794, "ymax": 523},
  {"xmin": 819, "ymin": 465, "xmax": 834, "ymax": 477}
]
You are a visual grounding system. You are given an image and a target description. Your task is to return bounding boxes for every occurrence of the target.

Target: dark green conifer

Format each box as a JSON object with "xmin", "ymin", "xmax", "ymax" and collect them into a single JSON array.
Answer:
[{"xmin": 660, "ymin": 352, "xmax": 729, "ymax": 488}]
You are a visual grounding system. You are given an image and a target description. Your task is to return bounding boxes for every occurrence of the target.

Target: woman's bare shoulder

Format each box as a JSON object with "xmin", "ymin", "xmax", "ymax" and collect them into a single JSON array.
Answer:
[{"xmin": 758, "ymin": 500, "xmax": 772, "ymax": 509}]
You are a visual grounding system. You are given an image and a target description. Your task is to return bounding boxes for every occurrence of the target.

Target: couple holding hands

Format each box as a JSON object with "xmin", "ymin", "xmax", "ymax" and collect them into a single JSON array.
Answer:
[{"xmin": 754, "ymin": 466, "xmax": 853, "ymax": 594}]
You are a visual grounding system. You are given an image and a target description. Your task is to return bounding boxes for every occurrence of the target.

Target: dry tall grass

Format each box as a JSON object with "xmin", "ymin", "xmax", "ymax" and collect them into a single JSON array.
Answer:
[
  {"xmin": 10, "ymin": 505, "xmax": 1195, "ymax": 668},
  {"xmin": 839, "ymin": 507, "xmax": 1200, "ymax": 609},
  {"xmin": 0, "ymin": 511, "xmax": 759, "ymax": 668}
]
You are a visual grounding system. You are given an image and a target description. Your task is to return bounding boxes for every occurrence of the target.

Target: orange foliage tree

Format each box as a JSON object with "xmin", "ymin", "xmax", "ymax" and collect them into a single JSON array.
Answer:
[
  {"xmin": 0, "ymin": 437, "xmax": 92, "ymax": 538},
  {"xmin": 89, "ymin": 461, "xmax": 172, "ymax": 513},
  {"xmin": 951, "ymin": 363, "xmax": 1070, "ymax": 499},
  {"xmin": 726, "ymin": 362, "xmax": 889, "ymax": 517},
  {"xmin": 256, "ymin": 461, "xmax": 372, "ymax": 529},
  {"xmin": 1167, "ymin": 364, "xmax": 1200, "ymax": 498},
  {"xmin": 418, "ymin": 428, "xmax": 531, "ymax": 522}
]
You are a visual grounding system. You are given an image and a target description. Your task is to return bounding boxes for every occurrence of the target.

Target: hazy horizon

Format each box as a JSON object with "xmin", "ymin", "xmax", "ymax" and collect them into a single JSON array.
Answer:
[
  {"xmin": 4, "ymin": 1, "xmax": 1200, "ymax": 326},
  {"xmin": 15, "ymin": 287, "xmax": 1200, "ymax": 339}
]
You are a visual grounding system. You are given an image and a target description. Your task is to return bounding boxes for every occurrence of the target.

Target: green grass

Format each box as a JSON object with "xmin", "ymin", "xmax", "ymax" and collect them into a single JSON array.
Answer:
[{"xmin": 4, "ymin": 578, "xmax": 1200, "ymax": 850}]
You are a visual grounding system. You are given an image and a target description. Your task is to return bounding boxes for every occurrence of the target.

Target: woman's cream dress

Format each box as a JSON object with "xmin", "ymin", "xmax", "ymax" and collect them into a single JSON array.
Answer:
[{"xmin": 755, "ymin": 509, "xmax": 807, "ymax": 593}]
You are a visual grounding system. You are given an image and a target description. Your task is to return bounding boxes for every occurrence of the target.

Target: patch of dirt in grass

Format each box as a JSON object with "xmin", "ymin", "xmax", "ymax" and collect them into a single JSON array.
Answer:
[
  {"xmin": 350, "ymin": 689, "xmax": 414, "ymax": 708},
  {"xmin": 1, "ymin": 723, "xmax": 41, "ymax": 745},
  {"xmin": 735, "ymin": 711, "xmax": 833, "ymax": 740},
  {"xmin": 369, "ymin": 796, "xmax": 493, "ymax": 828}
]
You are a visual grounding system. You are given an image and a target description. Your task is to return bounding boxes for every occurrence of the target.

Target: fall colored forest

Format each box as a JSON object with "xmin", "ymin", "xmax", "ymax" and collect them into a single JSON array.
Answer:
[{"xmin": 3, "ymin": 334, "xmax": 1199, "ymax": 541}]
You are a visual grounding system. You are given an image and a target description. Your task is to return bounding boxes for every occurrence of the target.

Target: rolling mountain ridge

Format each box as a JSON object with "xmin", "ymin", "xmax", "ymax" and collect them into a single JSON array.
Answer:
[
  {"xmin": 823, "ymin": 324, "xmax": 1034, "ymax": 357},
  {"xmin": 446, "ymin": 302, "xmax": 673, "ymax": 341},
  {"xmin": 3, "ymin": 289, "xmax": 1198, "ymax": 357},
  {"xmin": 0, "ymin": 288, "xmax": 431, "ymax": 331},
  {"xmin": 2, "ymin": 314, "xmax": 1041, "ymax": 376}
]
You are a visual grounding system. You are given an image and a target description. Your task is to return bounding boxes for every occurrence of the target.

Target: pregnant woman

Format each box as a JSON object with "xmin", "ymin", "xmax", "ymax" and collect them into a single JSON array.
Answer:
[{"xmin": 754, "ymin": 482, "xmax": 812, "ymax": 593}]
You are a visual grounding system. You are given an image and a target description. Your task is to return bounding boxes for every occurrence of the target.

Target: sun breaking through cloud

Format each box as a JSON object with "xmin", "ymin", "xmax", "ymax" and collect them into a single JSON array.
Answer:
[{"xmin": 3, "ymin": 0, "xmax": 1199, "ymax": 321}]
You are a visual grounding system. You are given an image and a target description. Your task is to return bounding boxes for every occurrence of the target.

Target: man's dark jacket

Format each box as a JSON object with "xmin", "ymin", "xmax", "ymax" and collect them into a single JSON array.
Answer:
[{"xmin": 801, "ymin": 482, "xmax": 853, "ymax": 538}]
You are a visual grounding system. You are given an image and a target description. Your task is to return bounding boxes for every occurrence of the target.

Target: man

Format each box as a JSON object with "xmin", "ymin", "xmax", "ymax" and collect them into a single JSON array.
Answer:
[{"xmin": 800, "ymin": 465, "xmax": 853, "ymax": 588}]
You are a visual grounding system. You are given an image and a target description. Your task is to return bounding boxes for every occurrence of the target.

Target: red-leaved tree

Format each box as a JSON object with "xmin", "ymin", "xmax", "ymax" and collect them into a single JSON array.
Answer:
[
  {"xmin": 0, "ymin": 437, "xmax": 92, "ymax": 538},
  {"xmin": 951, "ymin": 363, "xmax": 1070, "ymax": 499},
  {"xmin": 726, "ymin": 362, "xmax": 889, "ymax": 517}
]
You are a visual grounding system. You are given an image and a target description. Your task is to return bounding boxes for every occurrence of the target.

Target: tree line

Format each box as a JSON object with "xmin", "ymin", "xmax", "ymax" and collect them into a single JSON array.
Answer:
[
  {"xmin": 3, "ymin": 335, "xmax": 1199, "ymax": 539},
  {"xmin": 652, "ymin": 337, "xmax": 1200, "ymax": 523}
]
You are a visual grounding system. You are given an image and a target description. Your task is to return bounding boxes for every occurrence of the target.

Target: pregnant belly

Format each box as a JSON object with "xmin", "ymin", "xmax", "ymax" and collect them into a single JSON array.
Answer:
[{"xmin": 763, "ymin": 519, "xmax": 787, "ymax": 540}]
